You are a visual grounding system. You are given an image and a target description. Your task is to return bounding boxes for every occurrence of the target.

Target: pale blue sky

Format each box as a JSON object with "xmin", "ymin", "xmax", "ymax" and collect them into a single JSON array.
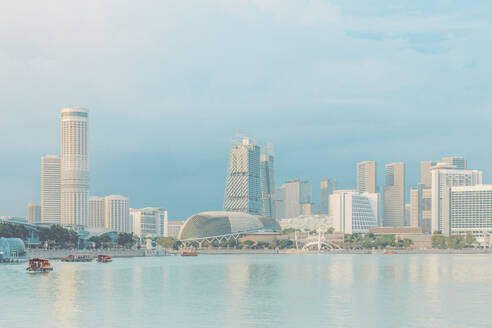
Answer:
[{"xmin": 1, "ymin": 1, "xmax": 492, "ymax": 219}]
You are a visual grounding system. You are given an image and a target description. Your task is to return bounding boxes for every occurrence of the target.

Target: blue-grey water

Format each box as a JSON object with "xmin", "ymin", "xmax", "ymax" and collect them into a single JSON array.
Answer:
[{"xmin": 1, "ymin": 254, "xmax": 491, "ymax": 328}]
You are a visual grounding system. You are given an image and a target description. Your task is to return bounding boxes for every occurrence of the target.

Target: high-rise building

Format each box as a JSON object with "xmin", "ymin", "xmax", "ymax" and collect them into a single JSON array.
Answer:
[
  {"xmin": 224, "ymin": 137, "xmax": 261, "ymax": 215},
  {"xmin": 319, "ymin": 179, "xmax": 336, "ymax": 214},
  {"xmin": 405, "ymin": 203, "xmax": 411, "ymax": 226},
  {"xmin": 357, "ymin": 161, "xmax": 377, "ymax": 193},
  {"xmin": 41, "ymin": 155, "xmax": 61, "ymax": 224},
  {"xmin": 275, "ymin": 186, "xmax": 286, "ymax": 219},
  {"xmin": 260, "ymin": 153, "xmax": 275, "ymax": 219},
  {"xmin": 409, "ymin": 184, "xmax": 433, "ymax": 232},
  {"xmin": 61, "ymin": 108, "xmax": 89, "ymax": 228},
  {"xmin": 442, "ymin": 156, "xmax": 467, "ymax": 170},
  {"xmin": 383, "ymin": 162, "xmax": 405, "ymax": 227},
  {"xmin": 131, "ymin": 207, "xmax": 168, "ymax": 237},
  {"xmin": 330, "ymin": 190, "xmax": 379, "ymax": 234},
  {"xmin": 431, "ymin": 168, "xmax": 482, "ymax": 233},
  {"xmin": 104, "ymin": 195, "xmax": 130, "ymax": 233},
  {"xmin": 89, "ymin": 196, "xmax": 105, "ymax": 228},
  {"xmin": 27, "ymin": 202, "xmax": 41, "ymax": 224},
  {"xmin": 420, "ymin": 161, "xmax": 437, "ymax": 186},
  {"xmin": 276, "ymin": 179, "xmax": 312, "ymax": 219},
  {"xmin": 443, "ymin": 185, "xmax": 492, "ymax": 241}
]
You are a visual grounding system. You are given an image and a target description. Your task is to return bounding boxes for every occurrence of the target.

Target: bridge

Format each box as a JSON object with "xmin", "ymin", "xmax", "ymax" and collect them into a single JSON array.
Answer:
[{"xmin": 293, "ymin": 231, "xmax": 343, "ymax": 251}]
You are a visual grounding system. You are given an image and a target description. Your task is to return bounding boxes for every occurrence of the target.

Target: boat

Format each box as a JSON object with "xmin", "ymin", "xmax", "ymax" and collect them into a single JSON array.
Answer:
[
  {"xmin": 97, "ymin": 255, "xmax": 112, "ymax": 263},
  {"xmin": 61, "ymin": 254, "xmax": 93, "ymax": 262},
  {"xmin": 26, "ymin": 258, "xmax": 53, "ymax": 273},
  {"xmin": 181, "ymin": 251, "xmax": 198, "ymax": 257},
  {"xmin": 384, "ymin": 250, "xmax": 397, "ymax": 255}
]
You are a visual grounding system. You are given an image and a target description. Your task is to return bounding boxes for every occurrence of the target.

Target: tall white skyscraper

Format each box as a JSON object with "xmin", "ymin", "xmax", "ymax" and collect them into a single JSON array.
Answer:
[
  {"xmin": 320, "ymin": 178, "xmax": 336, "ymax": 214},
  {"xmin": 260, "ymin": 153, "xmax": 276, "ymax": 219},
  {"xmin": 357, "ymin": 161, "xmax": 377, "ymax": 193},
  {"xmin": 89, "ymin": 196, "xmax": 105, "ymax": 228},
  {"xmin": 61, "ymin": 108, "xmax": 89, "ymax": 228},
  {"xmin": 41, "ymin": 155, "xmax": 61, "ymax": 224},
  {"xmin": 27, "ymin": 202, "xmax": 41, "ymax": 224},
  {"xmin": 224, "ymin": 137, "xmax": 261, "ymax": 215},
  {"xmin": 383, "ymin": 162, "xmax": 405, "ymax": 227},
  {"xmin": 431, "ymin": 168, "xmax": 482, "ymax": 233},
  {"xmin": 104, "ymin": 195, "xmax": 130, "ymax": 233}
]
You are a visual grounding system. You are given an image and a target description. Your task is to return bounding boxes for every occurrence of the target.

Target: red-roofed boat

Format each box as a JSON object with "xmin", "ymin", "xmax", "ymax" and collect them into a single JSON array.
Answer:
[
  {"xmin": 27, "ymin": 258, "xmax": 53, "ymax": 273},
  {"xmin": 61, "ymin": 254, "xmax": 93, "ymax": 262},
  {"xmin": 97, "ymin": 255, "xmax": 112, "ymax": 263}
]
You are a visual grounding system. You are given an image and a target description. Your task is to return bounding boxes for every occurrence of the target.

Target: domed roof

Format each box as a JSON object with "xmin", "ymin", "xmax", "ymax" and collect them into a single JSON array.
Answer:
[{"xmin": 178, "ymin": 211, "xmax": 280, "ymax": 240}]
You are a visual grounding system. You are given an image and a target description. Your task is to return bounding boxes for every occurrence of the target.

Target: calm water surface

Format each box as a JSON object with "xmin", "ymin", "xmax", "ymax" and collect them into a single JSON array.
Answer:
[{"xmin": 1, "ymin": 254, "xmax": 491, "ymax": 328}]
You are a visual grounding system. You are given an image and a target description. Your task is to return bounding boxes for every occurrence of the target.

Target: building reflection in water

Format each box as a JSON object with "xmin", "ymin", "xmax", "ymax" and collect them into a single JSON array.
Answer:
[{"xmin": 53, "ymin": 268, "xmax": 81, "ymax": 328}]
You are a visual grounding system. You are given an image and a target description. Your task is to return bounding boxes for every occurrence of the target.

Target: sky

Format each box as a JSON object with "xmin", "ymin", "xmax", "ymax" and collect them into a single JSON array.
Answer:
[{"xmin": 1, "ymin": 0, "xmax": 492, "ymax": 219}]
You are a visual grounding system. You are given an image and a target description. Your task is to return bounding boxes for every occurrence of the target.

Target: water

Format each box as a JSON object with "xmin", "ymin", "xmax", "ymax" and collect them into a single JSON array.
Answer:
[{"xmin": 1, "ymin": 254, "xmax": 491, "ymax": 328}]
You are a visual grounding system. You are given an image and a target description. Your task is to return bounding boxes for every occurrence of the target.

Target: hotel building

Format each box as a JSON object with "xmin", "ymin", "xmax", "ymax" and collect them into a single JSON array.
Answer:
[
  {"xmin": 61, "ymin": 108, "xmax": 89, "ymax": 228},
  {"xmin": 41, "ymin": 155, "xmax": 61, "ymax": 224}
]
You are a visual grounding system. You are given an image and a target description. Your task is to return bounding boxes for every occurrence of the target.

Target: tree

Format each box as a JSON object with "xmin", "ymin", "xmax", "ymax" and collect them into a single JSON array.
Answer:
[
  {"xmin": 117, "ymin": 233, "xmax": 135, "ymax": 248},
  {"xmin": 243, "ymin": 240, "xmax": 255, "ymax": 248},
  {"xmin": 0, "ymin": 223, "xmax": 28, "ymax": 240},
  {"xmin": 327, "ymin": 227, "xmax": 335, "ymax": 234},
  {"xmin": 432, "ymin": 233, "xmax": 447, "ymax": 249},
  {"xmin": 465, "ymin": 232, "xmax": 476, "ymax": 247},
  {"xmin": 279, "ymin": 239, "xmax": 294, "ymax": 249},
  {"xmin": 156, "ymin": 237, "xmax": 177, "ymax": 249}
]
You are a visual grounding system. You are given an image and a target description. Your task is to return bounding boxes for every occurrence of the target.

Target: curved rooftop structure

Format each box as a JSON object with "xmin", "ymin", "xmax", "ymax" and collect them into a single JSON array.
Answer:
[
  {"xmin": 0, "ymin": 238, "xmax": 26, "ymax": 261},
  {"xmin": 178, "ymin": 211, "xmax": 281, "ymax": 241}
]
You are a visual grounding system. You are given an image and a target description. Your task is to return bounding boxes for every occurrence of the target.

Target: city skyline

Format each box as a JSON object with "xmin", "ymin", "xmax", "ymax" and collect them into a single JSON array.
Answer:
[
  {"xmin": 1, "ymin": 107, "xmax": 487, "ymax": 221},
  {"xmin": 2, "ymin": 1, "xmax": 492, "ymax": 219}
]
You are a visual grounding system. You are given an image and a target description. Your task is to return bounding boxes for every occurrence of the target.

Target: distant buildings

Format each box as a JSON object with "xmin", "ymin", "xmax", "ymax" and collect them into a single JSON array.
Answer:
[
  {"xmin": 27, "ymin": 202, "xmax": 41, "ymax": 224},
  {"xmin": 260, "ymin": 153, "xmax": 276, "ymax": 219},
  {"xmin": 89, "ymin": 196, "xmax": 105, "ymax": 228},
  {"xmin": 224, "ymin": 137, "xmax": 262, "ymax": 216},
  {"xmin": 431, "ymin": 167, "xmax": 482, "ymax": 233},
  {"xmin": 383, "ymin": 162, "xmax": 405, "ymax": 226},
  {"xmin": 330, "ymin": 190, "xmax": 379, "ymax": 234},
  {"xmin": 442, "ymin": 156, "xmax": 467, "ymax": 170},
  {"xmin": 357, "ymin": 161, "xmax": 377, "ymax": 193},
  {"xmin": 319, "ymin": 179, "xmax": 336, "ymax": 215},
  {"xmin": 61, "ymin": 108, "xmax": 89, "ymax": 228},
  {"xmin": 275, "ymin": 179, "xmax": 312, "ymax": 219},
  {"xmin": 443, "ymin": 185, "xmax": 492, "ymax": 241},
  {"xmin": 279, "ymin": 215, "xmax": 333, "ymax": 232},
  {"xmin": 131, "ymin": 207, "xmax": 168, "ymax": 238},
  {"xmin": 41, "ymin": 155, "xmax": 61, "ymax": 224},
  {"xmin": 420, "ymin": 161, "xmax": 437, "ymax": 187},
  {"xmin": 104, "ymin": 195, "xmax": 130, "ymax": 233}
]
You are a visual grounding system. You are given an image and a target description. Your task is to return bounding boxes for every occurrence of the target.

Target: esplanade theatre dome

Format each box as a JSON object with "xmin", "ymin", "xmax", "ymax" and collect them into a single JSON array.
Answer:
[{"xmin": 178, "ymin": 211, "xmax": 281, "ymax": 240}]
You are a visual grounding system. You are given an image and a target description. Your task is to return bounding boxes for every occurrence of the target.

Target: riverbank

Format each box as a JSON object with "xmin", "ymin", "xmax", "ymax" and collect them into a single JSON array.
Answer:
[
  {"xmin": 195, "ymin": 248, "xmax": 492, "ymax": 255},
  {"xmin": 25, "ymin": 247, "xmax": 492, "ymax": 259},
  {"xmin": 27, "ymin": 248, "xmax": 147, "ymax": 259}
]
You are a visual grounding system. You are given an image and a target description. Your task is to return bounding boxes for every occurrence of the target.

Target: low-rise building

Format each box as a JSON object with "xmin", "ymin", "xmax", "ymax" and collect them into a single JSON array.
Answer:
[
  {"xmin": 278, "ymin": 215, "xmax": 333, "ymax": 232},
  {"xmin": 369, "ymin": 227, "xmax": 432, "ymax": 249},
  {"xmin": 131, "ymin": 207, "xmax": 168, "ymax": 238},
  {"xmin": 167, "ymin": 221, "xmax": 184, "ymax": 239}
]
